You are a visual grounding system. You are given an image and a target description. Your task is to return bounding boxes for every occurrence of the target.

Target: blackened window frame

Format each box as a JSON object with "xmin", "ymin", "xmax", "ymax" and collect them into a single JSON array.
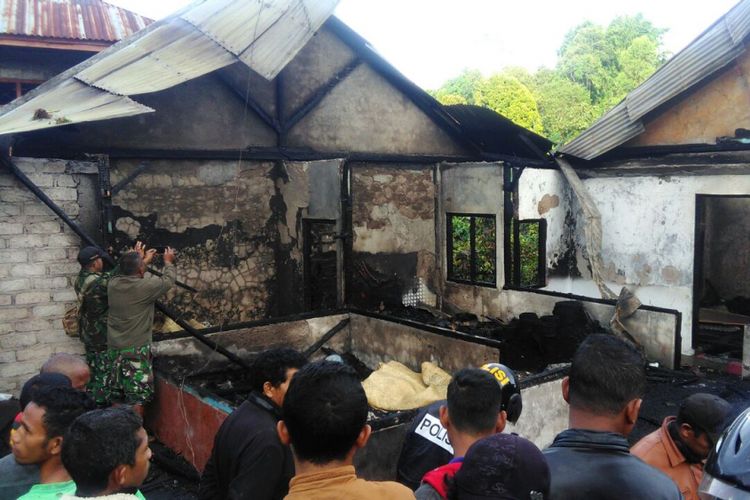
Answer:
[
  {"xmin": 509, "ymin": 218, "xmax": 547, "ymax": 288},
  {"xmin": 446, "ymin": 212, "xmax": 497, "ymax": 287}
]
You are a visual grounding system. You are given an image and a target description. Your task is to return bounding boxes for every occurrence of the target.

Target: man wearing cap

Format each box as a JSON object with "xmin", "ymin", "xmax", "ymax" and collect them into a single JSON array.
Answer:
[
  {"xmin": 74, "ymin": 245, "xmax": 116, "ymax": 405},
  {"xmin": 632, "ymin": 393, "xmax": 732, "ymax": 500}
]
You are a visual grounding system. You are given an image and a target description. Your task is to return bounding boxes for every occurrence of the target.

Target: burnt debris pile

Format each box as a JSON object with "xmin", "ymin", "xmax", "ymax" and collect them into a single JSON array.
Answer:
[{"xmin": 383, "ymin": 300, "xmax": 604, "ymax": 372}]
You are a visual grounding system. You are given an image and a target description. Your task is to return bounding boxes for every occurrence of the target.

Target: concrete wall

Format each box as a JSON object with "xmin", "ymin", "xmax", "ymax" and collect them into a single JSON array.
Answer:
[
  {"xmin": 628, "ymin": 49, "xmax": 750, "ymax": 147},
  {"xmin": 349, "ymin": 314, "xmax": 501, "ymax": 373},
  {"xmin": 519, "ymin": 169, "xmax": 750, "ymax": 357},
  {"xmin": 350, "ymin": 164, "xmax": 438, "ymax": 309},
  {"xmin": 111, "ymin": 158, "xmax": 343, "ymax": 325},
  {"xmin": 0, "ymin": 158, "xmax": 92, "ymax": 394},
  {"xmin": 439, "ymin": 162, "xmax": 505, "ymax": 316},
  {"xmin": 703, "ymin": 197, "xmax": 750, "ymax": 300},
  {"xmin": 510, "ymin": 376, "xmax": 568, "ymax": 449}
]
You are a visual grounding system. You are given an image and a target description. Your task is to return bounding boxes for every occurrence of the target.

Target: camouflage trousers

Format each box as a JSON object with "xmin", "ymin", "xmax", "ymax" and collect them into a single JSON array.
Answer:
[
  {"xmin": 108, "ymin": 344, "xmax": 154, "ymax": 405},
  {"xmin": 85, "ymin": 348, "xmax": 111, "ymax": 406}
]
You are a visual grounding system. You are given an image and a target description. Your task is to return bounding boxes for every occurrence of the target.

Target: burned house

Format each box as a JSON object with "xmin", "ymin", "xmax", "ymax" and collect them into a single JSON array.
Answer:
[
  {"xmin": 523, "ymin": 0, "xmax": 750, "ymax": 374},
  {"xmin": 0, "ymin": 0, "xmax": 150, "ymax": 104},
  {"xmin": 0, "ymin": 0, "xmax": 689, "ymax": 478}
]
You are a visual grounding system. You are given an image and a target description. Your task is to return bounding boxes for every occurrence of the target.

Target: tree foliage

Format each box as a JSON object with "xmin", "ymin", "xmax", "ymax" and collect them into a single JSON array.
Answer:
[{"xmin": 429, "ymin": 14, "xmax": 666, "ymax": 147}]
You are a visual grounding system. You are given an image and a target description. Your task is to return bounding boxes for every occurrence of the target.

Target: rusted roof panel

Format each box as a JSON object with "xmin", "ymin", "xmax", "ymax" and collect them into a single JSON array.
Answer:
[
  {"xmin": 0, "ymin": 0, "xmax": 152, "ymax": 42},
  {"xmin": 560, "ymin": 0, "xmax": 750, "ymax": 160}
]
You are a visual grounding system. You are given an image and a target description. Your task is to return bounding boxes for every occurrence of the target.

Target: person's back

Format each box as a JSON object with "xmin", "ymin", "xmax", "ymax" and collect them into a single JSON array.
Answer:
[
  {"xmin": 107, "ymin": 249, "xmax": 175, "ymax": 351},
  {"xmin": 278, "ymin": 361, "xmax": 414, "ymax": 500},
  {"xmin": 60, "ymin": 407, "xmax": 151, "ymax": 499},
  {"xmin": 199, "ymin": 348, "xmax": 307, "ymax": 500},
  {"xmin": 413, "ymin": 367, "xmax": 511, "ymax": 500},
  {"xmin": 543, "ymin": 334, "xmax": 682, "ymax": 500}
]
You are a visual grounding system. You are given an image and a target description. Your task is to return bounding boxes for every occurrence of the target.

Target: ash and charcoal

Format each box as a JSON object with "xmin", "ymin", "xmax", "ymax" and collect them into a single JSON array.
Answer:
[
  {"xmin": 156, "ymin": 351, "xmax": 413, "ymax": 430},
  {"xmin": 381, "ymin": 300, "xmax": 605, "ymax": 372}
]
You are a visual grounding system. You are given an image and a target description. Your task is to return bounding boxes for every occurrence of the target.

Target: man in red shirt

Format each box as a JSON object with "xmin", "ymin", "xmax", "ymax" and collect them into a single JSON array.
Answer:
[{"xmin": 631, "ymin": 393, "xmax": 731, "ymax": 500}]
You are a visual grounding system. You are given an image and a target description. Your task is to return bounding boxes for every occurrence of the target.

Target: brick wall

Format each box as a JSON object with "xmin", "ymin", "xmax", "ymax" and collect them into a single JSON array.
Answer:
[{"xmin": 0, "ymin": 158, "xmax": 88, "ymax": 395}]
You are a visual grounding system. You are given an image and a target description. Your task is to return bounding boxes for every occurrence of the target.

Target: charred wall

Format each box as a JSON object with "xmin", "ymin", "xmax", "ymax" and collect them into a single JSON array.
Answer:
[
  {"xmin": 349, "ymin": 164, "xmax": 437, "ymax": 309},
  {"xmin": 110, "ymin": 159, "xmax": 301, "ymax": 326}
]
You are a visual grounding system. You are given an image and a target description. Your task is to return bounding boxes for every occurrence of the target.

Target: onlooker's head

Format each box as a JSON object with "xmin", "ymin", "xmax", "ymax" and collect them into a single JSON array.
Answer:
[
  {"xmin": 249, "ymin": 348, "xmax": 307, "ymax": 407},
  {"xmin": 442, "ymin": 368, "xmax": 506, "ymax": 441},
  {"xmin": 120, "ymin": 251, "xmax": 145, "ymax": 277},
  {"xmin": 12, "ymin": 386, "xmax": 95, "ymax": 467},
  {"xmin": 19, "ymin": 372, "xmax": 72, "ymax": 410},
  {"xmin": 77, "ymin": 246, "xmax": 104, "ymax": 272},
  {"xmin": 449, "ymin": 433, "xmax": 550, "ymax": 500},
  {"xmin": 675, "ymin": 393, "xmax": 732, "ymax": 461},
  {"xmin": 563, "ymin": 334, "xmax": 646, "ymax": 436},
  {"xmin": 62, "ymin": 407, "xmax": 151, "ymax": 496},
  {"xmin": 41, "ymin": 353, "xmax": 91, "ymax": 391},
  {"xmin": 278, "ymin": 361, "xmax": 369, "ymax": 465}
]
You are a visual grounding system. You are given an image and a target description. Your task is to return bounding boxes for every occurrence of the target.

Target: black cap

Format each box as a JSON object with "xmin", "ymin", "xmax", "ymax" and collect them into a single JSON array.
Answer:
[
  {"xmin": 679, "ymin": 393, "xmax": 732, "ymax": 444},
  {"xmin": 453, "ymin": 433, "xmax": 550, "ymax": 499},
  {"xmin": 77, "ymin": 246, "xmax": 104, "ymax": 266}
]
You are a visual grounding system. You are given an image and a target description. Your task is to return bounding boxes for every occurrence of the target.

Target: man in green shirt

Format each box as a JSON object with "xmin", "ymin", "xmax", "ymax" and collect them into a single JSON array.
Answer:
[
  {"xmin": 107, "ymin": 246, "xmax": 176, "ymax": 417},
  {"xmin": 11, "ymin": 386, "xmax": 95, "ymax": 500}
]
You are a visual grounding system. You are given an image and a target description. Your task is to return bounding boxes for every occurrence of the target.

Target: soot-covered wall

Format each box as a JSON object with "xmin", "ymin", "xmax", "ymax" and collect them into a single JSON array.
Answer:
[
  {"xmin": 350, "ymin": 164, "xmax": 438, "ymax": 310},
  {"xmin": 703, "ymin": 197, "xmax": 750, "ymax": 301},
  {"xmin": 110, "ymin": 159, "xmax": 314, "ymax": 326}
]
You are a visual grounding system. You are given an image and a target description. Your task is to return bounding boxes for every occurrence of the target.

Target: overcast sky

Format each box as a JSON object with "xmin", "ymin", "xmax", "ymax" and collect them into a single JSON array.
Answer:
[{"xmin": 107, "ymin": 0, "xmax": 741, "ymax": 89}]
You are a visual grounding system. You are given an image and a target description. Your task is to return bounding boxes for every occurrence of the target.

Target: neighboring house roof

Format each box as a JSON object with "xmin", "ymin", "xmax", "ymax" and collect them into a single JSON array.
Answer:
[
  {"xmin": 559, "ymin": 0, "xmax": 750, "ymax": 161},
  {"xmin": 0, "ymin": 0, "xmax": 151, "ymax": 44}
]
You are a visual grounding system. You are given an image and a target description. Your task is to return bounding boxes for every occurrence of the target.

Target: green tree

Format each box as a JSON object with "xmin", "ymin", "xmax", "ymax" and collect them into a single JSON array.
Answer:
[
  {"xmin": 474, "ymin": 74, "xmax": 544, "ymax": 135},
  {"xmin": 432, "ymin": 69, "xmax": 483, "ymax": 104},
  {"xmin": 435, "ymin": 93, "xmax": 467, "ymax": 105},
  {"xmin": 532, "ymin": 70, "xmax": 597, "ymax": 145}
]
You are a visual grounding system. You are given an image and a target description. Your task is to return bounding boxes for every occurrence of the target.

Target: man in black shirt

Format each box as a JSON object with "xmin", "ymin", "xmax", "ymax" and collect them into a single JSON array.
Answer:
[
  {"xmin": 543, "ymin": 334, "xmax": 682, "ymax": 499},
  {"xmin": 199, "ymin": 348, "xmax": 307, "ymax": 500}
]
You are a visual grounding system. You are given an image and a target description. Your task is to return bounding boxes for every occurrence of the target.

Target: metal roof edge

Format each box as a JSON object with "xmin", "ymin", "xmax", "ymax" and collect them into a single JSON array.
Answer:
[{"xmin": 559, "ymin": 0, "xmax": 750, "ymax": 161}]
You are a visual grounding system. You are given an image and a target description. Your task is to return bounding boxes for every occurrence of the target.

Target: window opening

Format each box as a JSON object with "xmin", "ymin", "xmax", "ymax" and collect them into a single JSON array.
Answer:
[{"xmin": 447, "ymin": 213, "xmax": 496, "ymax": 286}]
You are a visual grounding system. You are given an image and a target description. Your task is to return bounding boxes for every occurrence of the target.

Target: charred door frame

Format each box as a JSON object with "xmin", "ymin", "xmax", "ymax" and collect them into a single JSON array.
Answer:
[{"xmin": 692, "ymin": 194, "xmax": 750, "ymax": 351}]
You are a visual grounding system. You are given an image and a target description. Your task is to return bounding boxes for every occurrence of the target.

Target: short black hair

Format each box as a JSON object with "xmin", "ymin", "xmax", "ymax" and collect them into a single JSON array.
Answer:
[
  {"xmin": 20, "ymin": 373, "xmax": 71, "ymax": 409},
  {"xmin": 120, "ymin": 251, "xmax": 143, "ymax": 276},
  {"xmin": 62, "ymin": 407, "xmax": 143, "ymax": 496},
  {"xmin": 282, "ymin": 361, "xmax": 367, "ymax": 464},
  {"xmin": 31, "ymin": 386, "xmax": 95, "ymax": 439},
  {"xmin": 447, "ymin": 368, "xmax": 504, "ymax": 434},
  {"xmin": 568, "ymin": 334, "xmax": 646, "ymax": 415},
  {"xmin": 249, "ymin": 348, "xmax": 307, "ymax": 392}
]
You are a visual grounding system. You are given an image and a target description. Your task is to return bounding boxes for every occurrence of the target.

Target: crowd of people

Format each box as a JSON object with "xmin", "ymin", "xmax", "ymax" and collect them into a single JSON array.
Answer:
[{"xmin": 0, "ymin": 242, "xmax": 744, "ymax": 499}]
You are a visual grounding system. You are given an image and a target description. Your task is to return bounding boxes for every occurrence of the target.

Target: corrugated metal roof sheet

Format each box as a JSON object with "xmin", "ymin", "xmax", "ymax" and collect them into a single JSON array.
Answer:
[
  {"xmin": 559, "ymin": 0, "xmax": 750, "ymax": 160},
  {"xmin": 0, "ymin": 0, "xmax": 340, "ymax": 135},
  {"xmin": 0, "ymin": 0, "xmax": 152, "ymax": 42}
]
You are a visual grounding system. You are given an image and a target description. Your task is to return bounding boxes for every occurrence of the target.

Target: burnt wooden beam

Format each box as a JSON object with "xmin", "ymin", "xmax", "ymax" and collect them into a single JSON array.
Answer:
[
  {"xmin": 283, "ymin": 58, "xmax": 362, "ymax": 133},
  {"xmin": 2, "ymin": 154, "xmax": 105, "ymax": 254},
  {"xmin": 302, "ymin": 318, "xmax": 351, "ymax": 358},
  {"xmin": 110, "ymin": 161, "xmax": 151, "ymax": 195},
  {"xmin": 155, "ymin": 302, "xmax": 251, "ymax": 370},
  {"xmin": 217, "ymin": 72, "xmax": 280, "ymax": 134}
]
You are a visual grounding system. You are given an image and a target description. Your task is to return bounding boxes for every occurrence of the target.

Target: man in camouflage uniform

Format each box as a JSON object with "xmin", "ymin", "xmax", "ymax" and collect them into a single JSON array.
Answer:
[
  {"xmin": 108, "ymin": 245, "xmax": 176, "ymax": 417},
  {"xmin": 75, "ymin": 246, "xmax": 115, "ymax": 405}
]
